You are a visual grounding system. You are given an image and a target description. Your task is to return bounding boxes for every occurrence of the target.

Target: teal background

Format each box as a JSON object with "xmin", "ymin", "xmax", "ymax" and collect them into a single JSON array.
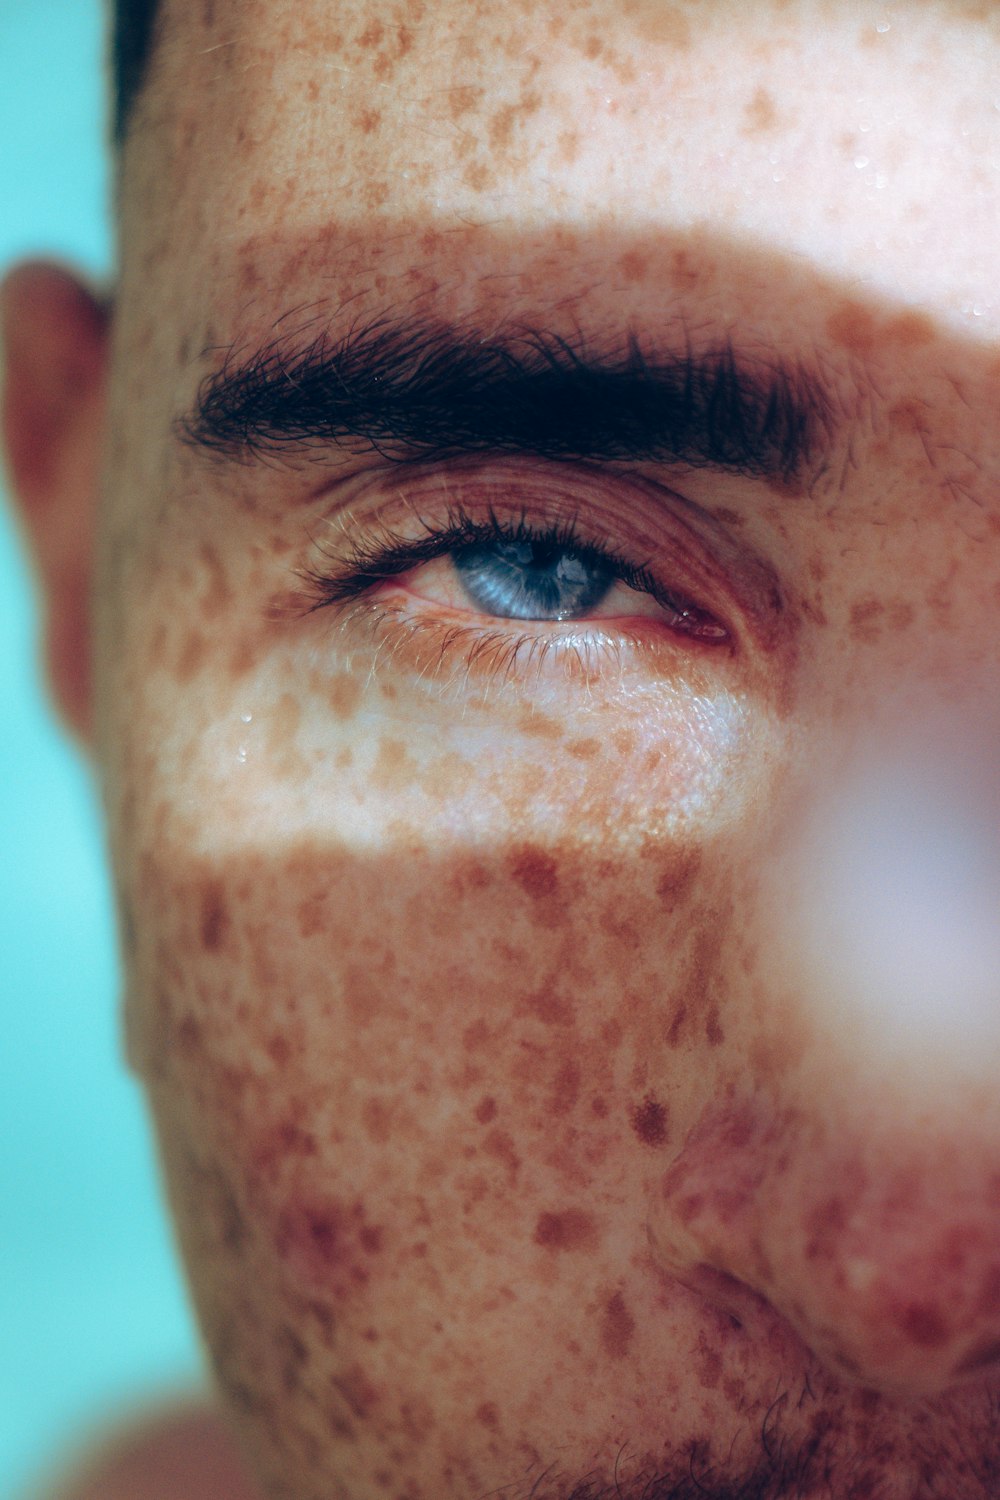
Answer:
[{"xmin": 1, "ymin": 2, "xmax": 203, "ymax": 1495}]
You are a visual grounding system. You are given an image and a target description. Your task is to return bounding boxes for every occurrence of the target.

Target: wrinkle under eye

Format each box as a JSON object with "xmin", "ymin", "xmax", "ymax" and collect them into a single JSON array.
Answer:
[{"xmin": 452, "ymin": 538, "xmax": 615, "ymax": 621}]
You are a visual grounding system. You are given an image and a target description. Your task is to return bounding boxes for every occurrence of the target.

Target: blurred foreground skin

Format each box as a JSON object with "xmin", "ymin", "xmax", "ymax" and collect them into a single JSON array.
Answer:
[{"xmin": 6, "ymin": 1, "xmax": 1000, "ymax": 1498}]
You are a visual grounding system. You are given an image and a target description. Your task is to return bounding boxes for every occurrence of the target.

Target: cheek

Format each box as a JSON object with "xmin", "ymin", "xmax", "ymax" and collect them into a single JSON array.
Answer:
[
  {"xmin": 114, "ymin": 550, "xmax": 782, "ymax": 1199},
  {"xmin": 104, "ymin": 537, "xmax": 789, "ymax": 1481},
  {"xmin": 133, "ymin": 821, "xmax": 766, "ymax": 1474}
]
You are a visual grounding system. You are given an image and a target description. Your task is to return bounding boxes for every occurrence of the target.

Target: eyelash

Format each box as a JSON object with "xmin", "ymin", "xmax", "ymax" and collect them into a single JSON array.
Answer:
[{"xmin": 300, "ymin": 503, "xmax": 730, "ymax": 687}]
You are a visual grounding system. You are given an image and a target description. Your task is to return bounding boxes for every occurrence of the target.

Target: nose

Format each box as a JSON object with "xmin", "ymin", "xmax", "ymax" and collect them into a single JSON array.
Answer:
[
  {"xmin": 648, "ymin": 1099, "xmax": 1000, "ymax": 1398},
  {"xmin": 648, "ymin": 705, "xmax": 1000, "ymax": 1399}
]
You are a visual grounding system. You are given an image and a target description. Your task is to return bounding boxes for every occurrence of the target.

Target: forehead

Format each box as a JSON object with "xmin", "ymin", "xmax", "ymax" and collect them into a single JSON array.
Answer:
[{"xmin": 120, "ymin": 0, "xmax": 1000, "ymax": 417}]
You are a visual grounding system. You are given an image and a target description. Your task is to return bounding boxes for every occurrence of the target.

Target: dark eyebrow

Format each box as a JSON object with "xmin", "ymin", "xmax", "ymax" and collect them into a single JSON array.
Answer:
[{"xmin": 180, "ymin": 315, "xmax": 835, "ymax": 483}]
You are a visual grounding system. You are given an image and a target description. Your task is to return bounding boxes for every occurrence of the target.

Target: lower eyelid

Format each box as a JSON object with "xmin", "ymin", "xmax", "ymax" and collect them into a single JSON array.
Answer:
[{"xmin": 325, "ymin": 592, "xmax": 734, "ymax": 708}]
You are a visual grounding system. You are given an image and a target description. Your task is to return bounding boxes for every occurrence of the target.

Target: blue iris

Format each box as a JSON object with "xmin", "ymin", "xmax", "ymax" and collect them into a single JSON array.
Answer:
[{"xmin": 452, "ymin": 538, "xmax": 615, "ymax": 621}]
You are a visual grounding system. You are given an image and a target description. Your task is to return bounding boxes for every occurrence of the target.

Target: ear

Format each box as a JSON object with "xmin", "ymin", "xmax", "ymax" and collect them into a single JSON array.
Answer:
[{"xmin": 1, "ymin": 261, "xmax": 111, "ymax": 745}]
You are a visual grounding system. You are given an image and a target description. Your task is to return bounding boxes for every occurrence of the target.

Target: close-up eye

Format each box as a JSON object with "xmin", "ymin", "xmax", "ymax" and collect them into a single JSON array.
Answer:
[{"xmin": 304, "ymin": 501, "xmax": 732, "ymax": 649}]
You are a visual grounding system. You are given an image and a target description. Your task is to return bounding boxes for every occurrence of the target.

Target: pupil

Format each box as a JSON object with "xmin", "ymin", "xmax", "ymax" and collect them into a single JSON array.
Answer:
[{"xmin": 453, "ymin": 538, "xmax": 615, "ymax": 621}]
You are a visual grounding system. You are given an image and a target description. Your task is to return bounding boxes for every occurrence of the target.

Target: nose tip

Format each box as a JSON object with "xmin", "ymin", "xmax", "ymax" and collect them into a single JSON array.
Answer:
[{"xmin": 647, "ymin": 1103, "xmax": 1000, "ymax": 1399}]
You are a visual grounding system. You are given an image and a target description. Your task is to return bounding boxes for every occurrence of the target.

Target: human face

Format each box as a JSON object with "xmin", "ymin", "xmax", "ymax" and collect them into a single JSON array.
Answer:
[{"xmin": 95, "ymin": 2, "xmax": 1000, "ymax": 1497}]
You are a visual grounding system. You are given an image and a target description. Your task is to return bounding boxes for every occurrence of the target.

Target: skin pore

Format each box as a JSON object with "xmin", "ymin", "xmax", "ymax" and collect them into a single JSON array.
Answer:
[{"xmin": 7, "ymin": 1, "xmax": 1000, "ymax": 1497}]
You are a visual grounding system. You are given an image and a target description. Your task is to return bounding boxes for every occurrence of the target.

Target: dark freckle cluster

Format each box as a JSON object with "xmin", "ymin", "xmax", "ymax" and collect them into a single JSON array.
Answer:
[
  {"xmin": 533, "ymin": 1208, "xmax": 598, "ymax": 1251},
  {"xmin": 630, "ymin": 1093, "xmax": 669, "ymax": 1147},
  {"xmin": 508, "ymin": 843, "xmax": 560, "ymax": 901}
]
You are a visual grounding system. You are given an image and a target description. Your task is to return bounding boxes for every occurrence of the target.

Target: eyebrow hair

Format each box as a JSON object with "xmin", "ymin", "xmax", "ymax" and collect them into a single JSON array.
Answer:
[{"xmin": 180, "ymin": 315, "xmax": 835, "ymax": 483}]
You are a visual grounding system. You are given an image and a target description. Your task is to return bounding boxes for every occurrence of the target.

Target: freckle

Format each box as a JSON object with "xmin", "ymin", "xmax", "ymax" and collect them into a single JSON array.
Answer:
[
  {"xmin": 612, "ymin": 728, "xmax": 637, "ymax": 756},
  {"xmin": 549, "ymin": 1059, "xmax": 581, "ymax": 1115},
  {"xmin": 670, "ymin": 248, "xmax": 704, "ymax": 293},
  {"xmin": 421, "ymin": 750, "xmax": 475, "ymax": 798},
  {"xmin": 523, "ymin": 985, "xmax": 573, "ymax": 1025},
  {"xmin": 631, "ymin": 1093, "xmax": 669, "ymax": 1147},
  {"xmin": 363, "ymin": 1097, "xmax": 393, "ymax": 1144},
  {"xmin": 533, "ymin": 1209, "xmax": 598, "ymax": 1251},
  {"xmin": 655, "ymin": 847, "xmax": 702, "ymax": 908},
  {"xmin": 557, "ymin": 129, "xmax": 581, "ymax": 164},
  {"xmin": 849, "ymin": 597, "xmax": 885, "ymax": 643},
  {"xmin": 743, "ymin": 85, "xmax": 777, "ymax": 134},
  {"xmin": 328, "ymin": 672, "xmax": 363, "ymax": 720},
  {"xmin": 358, "ymin": 19, "xmax": 384, "ymax": 48},
  {"xmin": 617, "ymin": 249, "xmax": 648, "ymax": 284},
  {"xmin": 583, "ymin": 33, "xmax": 603, "ymax": 59},
  {"xmin": 475, "ymin": 1095, "xmax": 498, "ymax": 1124},
  {"xmin": 372, "ymin": 738, "xmax": 418, "ymax": 791},
  {"xmin": 602, "ymin": 1017, "xmax": 623, "ymax": 1050},
  {"xmin": 463, "ymin": 1019, "xmax": 492, "ymax": 1052},
  {"xmin": 624, "ymin": 0, "xmax": 692, "ymax": 48},
  {"xmin": 600, "ymin": 1291, "xmax": 635, "ymax": 1359},
  {"xmin": 884, "ymin": 310, "xmax": 934, "ymax": 348},
  {"xmin": 359, "ymin": 1224, "xmax": 384, "ymax": 1255},
  {"xmin": 705, "ymin": 1008, "xmax": 725, "ymax": 1047},
  {"xmin": 667, "ymin": 1002, "xmax": 689, "ymax": 1048},
  {"xmin": 899, "ymin": 1302, "xmax": 948, "ymax": 1347},
  {"xmin": 266, "ymin": 1033, "xmax": 291, "ymax": 1066},
  {"xmin": 482, "ymin": 1129, "xmax": 520, "ymax": 1182},
  {"xmin": 277, "ymin": 1203, "xmax": 344, "ymax": 1280},
  {"xmin": 591, "ymin": 1095, "xmax": 609, "ymax": 1118},
  {"xmin": 297, "ymin": 887, "xmax": 327, "ymax": 940},
  {"xmin": 475, "ymin": 1402, "xmax": 500, "ymax": 1430},
  {"xmin": 227, "ymin": 635, "xmax": 259, "ymax": 677},
  {"xmin": 199, "ymin": 880, "xmax": 231, "ymax": 953},
  {"xmin": 177, "ymin": 1014, "xmax": 202, "ymax": 1055},
  {"xmin": 463, "ymin": 159, "xmax": 495, "ymax": 192},
  {"xmin": 826, "ymin": 301, "xmax": 878, "ymax": 356},
  {"xmin": 356, "ymin": 108, "xmax": 382, "ymax": 134},
  {"xmin": 364, "ymin": 179, "xmax": 390, "ymax": 209},
  {"xmin": 263, "ymin": 692, "xmax": 303, "ymax": 754},
  {"xmin": 336, "ymin": 747, "xmax": 354, "ymax": 771},
  {"xmin": 567, "ymin": 737, "xmax": 600, "ymax": 759},
  {"xmin": 489, "ymin": 104, "xmax": 518, "ymax": 151},
  {"xmin": 509, "ymin": 844, "xmax": 559, "ymax": 900},
  {"xmin": 447, "ymin": 85, "xmax": 483, "ymax": 122},
  {"xmin": 517, "ymin": 709, "xmax": 562, "ymax": 738}
]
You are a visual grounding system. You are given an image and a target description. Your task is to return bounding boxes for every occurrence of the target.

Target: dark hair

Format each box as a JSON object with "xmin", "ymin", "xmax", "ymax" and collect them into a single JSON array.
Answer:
[{"xmin": 112, "ymin": 0, "xmax": 162, "ymax": 143}]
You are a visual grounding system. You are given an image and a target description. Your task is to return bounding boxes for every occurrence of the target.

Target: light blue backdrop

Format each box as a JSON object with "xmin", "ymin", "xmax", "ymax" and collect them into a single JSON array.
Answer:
[{"xmin": 1, "ymin": 3, "xmax": 202, "ymax": 1495}]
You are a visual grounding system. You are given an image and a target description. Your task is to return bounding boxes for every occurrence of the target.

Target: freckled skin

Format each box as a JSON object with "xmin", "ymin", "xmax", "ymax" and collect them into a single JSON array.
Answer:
[{"xmin": 75, "ymin": 1, "xmax": 1000, "ymax": 1498}]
